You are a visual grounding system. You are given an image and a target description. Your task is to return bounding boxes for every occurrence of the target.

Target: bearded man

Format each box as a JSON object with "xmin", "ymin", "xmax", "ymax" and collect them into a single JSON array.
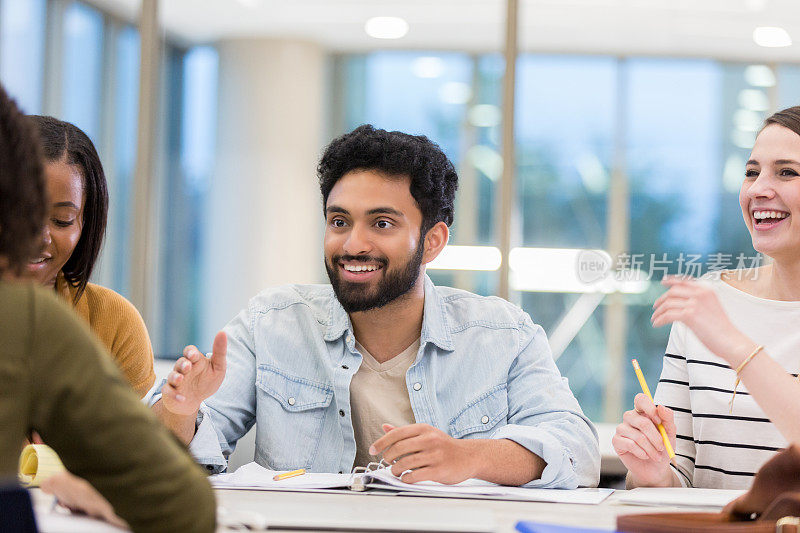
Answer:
[{"xmin": 152, "ymin": 125, "xmax": 600, "ymax": 488}]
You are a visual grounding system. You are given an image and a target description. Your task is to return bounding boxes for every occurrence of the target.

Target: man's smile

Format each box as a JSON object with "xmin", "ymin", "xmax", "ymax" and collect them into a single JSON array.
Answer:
[{"xmin": 339, "ymin": 260, "xmax": 384, "ymax": 282}]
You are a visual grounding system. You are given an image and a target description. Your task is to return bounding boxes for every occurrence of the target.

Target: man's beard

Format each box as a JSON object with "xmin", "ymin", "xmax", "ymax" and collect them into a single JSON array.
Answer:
[{"xmin": 325, "ymin": 240, "xmax": 425, "ymax": 314}]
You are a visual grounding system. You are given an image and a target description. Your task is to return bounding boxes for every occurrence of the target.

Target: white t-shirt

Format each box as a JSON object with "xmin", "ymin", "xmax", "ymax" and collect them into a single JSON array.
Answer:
[{"xmin": 653, "ymin": 271, "xmax": 800, "ymax": 489}]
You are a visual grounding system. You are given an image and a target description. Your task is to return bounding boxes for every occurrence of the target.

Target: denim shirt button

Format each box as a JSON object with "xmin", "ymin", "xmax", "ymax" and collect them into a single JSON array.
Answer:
[
  {"xmin": 412, "ymin": 382, "xmax": 422, "ymax": 391},
  {"xmin": 481, "ymin": 415, "xmax": 490, "ymax": 424},
  {"xmin": 287, "ymin": 397, "xmax": 296, "ymax": 406},
  {"xmin": 339, "ymin": 409, "xmax": 345, "ymax": 417}
]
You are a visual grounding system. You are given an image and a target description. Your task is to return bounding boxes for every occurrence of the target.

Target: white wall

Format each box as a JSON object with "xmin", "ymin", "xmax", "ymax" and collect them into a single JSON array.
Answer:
[{"xmin": 200, "ymin": 39, "xmax": 327, "ymax": 340}]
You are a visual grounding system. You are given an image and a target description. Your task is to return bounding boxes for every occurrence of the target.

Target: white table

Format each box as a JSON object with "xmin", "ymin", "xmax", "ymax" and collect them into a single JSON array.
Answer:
[{"xmin": 32, "ymin": 487, "xmax": 720, "ymax": 532}]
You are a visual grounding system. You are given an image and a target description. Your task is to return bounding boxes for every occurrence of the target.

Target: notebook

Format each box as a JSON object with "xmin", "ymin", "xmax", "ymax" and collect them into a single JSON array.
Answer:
[
  {"xmin": 211, "ymin": 462, "xmax": 614, "ymax": 504},
  {"xmin": 615, "ymin": 487, "xmax": 746, "ymax": 508}
]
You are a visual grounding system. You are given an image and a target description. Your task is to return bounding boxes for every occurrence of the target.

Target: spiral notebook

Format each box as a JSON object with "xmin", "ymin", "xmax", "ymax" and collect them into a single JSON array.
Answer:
[{"xmin": 211, "ymin": 461, "xmax": 613, "ymax": 504}]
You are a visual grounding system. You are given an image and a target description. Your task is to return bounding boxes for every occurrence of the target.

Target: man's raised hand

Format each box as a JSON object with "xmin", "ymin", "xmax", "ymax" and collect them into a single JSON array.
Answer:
[{"xmin": 161, "ymin": 331, "xmax": 228, "ymax": 416}]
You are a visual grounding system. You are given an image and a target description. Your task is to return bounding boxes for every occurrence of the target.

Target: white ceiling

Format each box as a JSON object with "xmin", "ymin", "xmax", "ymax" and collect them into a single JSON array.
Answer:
[{"xmin": 89, "ymin": 0, "xmax": 800, "ymax": 61}]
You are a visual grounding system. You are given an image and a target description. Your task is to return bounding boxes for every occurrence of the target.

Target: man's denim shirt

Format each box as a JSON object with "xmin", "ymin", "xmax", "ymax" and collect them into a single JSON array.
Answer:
[{"xmin": 165, "ymin": 276, "xmax": 600, "ymax": 488}]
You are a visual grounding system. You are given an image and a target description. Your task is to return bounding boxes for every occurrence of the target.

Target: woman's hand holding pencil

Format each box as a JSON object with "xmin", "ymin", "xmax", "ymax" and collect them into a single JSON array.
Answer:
[{"xmin": 613, "ymin": 392, "xmax": 679, "ymax": 488}]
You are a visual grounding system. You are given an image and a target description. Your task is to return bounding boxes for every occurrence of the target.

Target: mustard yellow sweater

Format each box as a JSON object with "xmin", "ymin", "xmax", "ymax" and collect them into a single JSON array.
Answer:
[{"xmin": 56, "ymin": 275, "xmax": 156, "ymax": 398}]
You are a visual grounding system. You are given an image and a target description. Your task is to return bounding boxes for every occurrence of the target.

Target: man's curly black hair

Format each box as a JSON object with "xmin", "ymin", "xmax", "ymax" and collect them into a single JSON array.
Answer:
[
  {"xmin": 0, "ymin": 84, "xmax": 47, "ymax": 277},
  {"xmin": 317, "ymin": 125, "xmax": 459, "ymax": 234}
]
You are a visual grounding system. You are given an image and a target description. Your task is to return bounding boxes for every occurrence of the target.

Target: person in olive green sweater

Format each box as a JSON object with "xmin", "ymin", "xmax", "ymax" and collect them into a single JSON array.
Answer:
[{"xmin": 0, "ymin": 84, "xmax": 215, "ymax": 531}]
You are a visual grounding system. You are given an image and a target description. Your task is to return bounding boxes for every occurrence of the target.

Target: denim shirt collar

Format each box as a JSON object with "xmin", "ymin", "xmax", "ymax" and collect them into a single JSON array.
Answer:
[{"xmin": 324, "ymin": 274, "xmax": 454, "ymax": 352}]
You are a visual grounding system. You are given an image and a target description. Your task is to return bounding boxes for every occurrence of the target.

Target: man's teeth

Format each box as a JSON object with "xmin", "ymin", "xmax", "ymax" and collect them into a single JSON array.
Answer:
[
  {"xmin": 753, "ymin": 210, "xmax": 790, "ymax": 220},
  {"xmin": 31, "ymin": 258, "xmax": 47, "ymax": 264},
  {"xmin": 344, "ymin": 264, "xmax": 379, "ymax": 272}
]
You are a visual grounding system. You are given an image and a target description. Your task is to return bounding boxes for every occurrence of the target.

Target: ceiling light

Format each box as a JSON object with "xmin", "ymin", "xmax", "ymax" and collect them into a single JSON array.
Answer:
[
  {"xmin": 722, "ymin": 154, "xmax": 746, "ymax": 194},
  {"xmin": 411, "ymin": 57, "xmax": 444, "ymax": 79},
  {"xmin": 744, "ymin": 65, "xmax": 776, "ymax": 87},
  {"xmin": 466, "ymin": 145, "xmax": 503, "ymax": 181},
  {"xmin": 731, "ymin": 129, "xmax": 757, "ymax": 150},
  {"xmin": 364, "ymin": 17, "xmax": 409, "ymax": 40},
  {"xmin": 508, "ymin": 247, "xmax": 648, "ymax": 294},
  {"xmin": 575, "ymin": 153, "xmax": 609, "ymax": 194},
  {"xmin": 753, "ymin": 27, "xmax": 792, "ymax": 48},
  {"xmin": 737, "ymin": 89, "xmax": 769, "ymax": 112},
  {"xmin": 439, "ymin": 82, "xmax": 472, "ymax": 105},
  {"xmin": 427, "ymin": 246, "xmax": 501, "ymax": 271},
  {"xmin": 468, "ymin": 104, "xmax": 501, "ymax": 128},
  {"xmin": 733, "ymin": 109, "xmax": 763, "ymax": 132}
]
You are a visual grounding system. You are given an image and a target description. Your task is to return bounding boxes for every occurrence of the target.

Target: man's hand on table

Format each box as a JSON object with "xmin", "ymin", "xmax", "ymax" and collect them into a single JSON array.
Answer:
[{"xmin": 370, "ymin": 423, "xmax": 545, "ymax": 486}]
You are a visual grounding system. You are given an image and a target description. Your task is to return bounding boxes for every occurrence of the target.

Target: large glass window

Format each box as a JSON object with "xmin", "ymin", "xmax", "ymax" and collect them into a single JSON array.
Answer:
[
  {"xmin": 101, "ymin": 25, "xmax": 140, "ymax": 295},
  {"xmin": 157, "ymin": 45, "xmax": 219, "ymax": 356},
  {"xmin": 623, "ymin": 59, "xmax": 724, "ymax": 400},
  {"xmin": 336, "ymin": 54, "xmax": 786, "ymax": 421},
  {"xmin": 515, "ymin": 55, "xmax": 617, "ymax": 421},
  {"xmin": 334, "ymin": 52, "xmax": 499, "ymax": 295},
  {"xmin": 0, "ymin": 0, "xmax": 46, "ymax": 113},
  {"xmin": 61, "ymin": 2, "xmax": 104, "ymax": 141}
]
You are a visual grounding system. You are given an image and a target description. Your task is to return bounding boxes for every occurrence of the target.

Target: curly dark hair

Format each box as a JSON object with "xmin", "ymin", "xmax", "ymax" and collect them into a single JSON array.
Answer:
[
  {"xmin": 27, "ymin": 116, "xmax": 109, "ymax": 302},
  {"xmin": 0, "ymin": 85, "xmax": 47, "ymax": 277},
  {"xmin": 317, "ymin": 125, "xmax": 459, "ymax": 234}
]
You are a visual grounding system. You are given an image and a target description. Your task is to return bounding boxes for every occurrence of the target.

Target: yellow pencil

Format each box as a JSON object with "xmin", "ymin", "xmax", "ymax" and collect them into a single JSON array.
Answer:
[
  {"xmin": 273, "ymin": 468, "xmax": 306, "ymax": 481},
  {"xmin": 631, "ymin": 359, "xmax": 675, "ymax": 460}
]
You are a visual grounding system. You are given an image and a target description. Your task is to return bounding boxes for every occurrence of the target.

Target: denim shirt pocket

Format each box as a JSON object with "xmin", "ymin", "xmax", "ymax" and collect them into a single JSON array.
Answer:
[
  {"xmin": 255, "ymin": 364, "xmax": 333, "ymax": 470},
  {"xmin": 448, "ymin": 384, "xmax": 509, "ymax": 439}
]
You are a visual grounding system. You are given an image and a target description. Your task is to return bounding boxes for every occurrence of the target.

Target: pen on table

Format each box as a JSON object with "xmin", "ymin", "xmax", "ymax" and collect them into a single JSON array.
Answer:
[
  {"xmin": 273, "ymin": 468, "xmax": 306, "ymax": 481},
  {"xmin": 631, "ymin": 359, "xmax": 676, "ymax": 461}
]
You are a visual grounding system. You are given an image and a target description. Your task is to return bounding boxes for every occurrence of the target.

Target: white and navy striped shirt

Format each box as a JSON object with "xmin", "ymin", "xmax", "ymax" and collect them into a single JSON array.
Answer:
[{"xmin": 652, "ymin": 272, "xmax": 800, "ymax": 489}]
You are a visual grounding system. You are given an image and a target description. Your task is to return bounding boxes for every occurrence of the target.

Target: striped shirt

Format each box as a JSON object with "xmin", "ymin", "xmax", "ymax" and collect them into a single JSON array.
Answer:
[{"xmin": 652, "ymin": 272, "xmax": 800, "ymax": 489}]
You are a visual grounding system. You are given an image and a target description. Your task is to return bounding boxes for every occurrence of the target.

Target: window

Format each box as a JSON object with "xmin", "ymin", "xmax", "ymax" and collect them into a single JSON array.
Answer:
[
  {"xmin": 157, "ymin": 45, "xmax": 219, "ymax": 355},
  {"xmin": 335, "ymin": 53, "xmax": 782, "ymax": 421},
  {"xmin": 61, "ymin": 2, "xmax": 104, "ymax": 141},
  {"xmin": 515, "ymin": 55, "xmax": 616, "ymax": 421},
  {"xmin": 101, "ymin": 25, "xmax": 140, "ymax": 295},
  {"xmin": 0, "ymin": 0, "xmax": 46, "ymax": 113}
]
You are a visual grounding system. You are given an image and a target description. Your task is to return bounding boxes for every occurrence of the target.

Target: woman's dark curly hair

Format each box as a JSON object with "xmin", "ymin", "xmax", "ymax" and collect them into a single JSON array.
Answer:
[
  {"xmin": 317, "ymin": 125, "xmax": 459, "ymax": 234},
  {"xmin": 27, "ymin": 116, "xmax": 108, "ymax": 302},
  {"xmin": 0, "ymin": 85, "xmax": 47, "ymax": 277}
]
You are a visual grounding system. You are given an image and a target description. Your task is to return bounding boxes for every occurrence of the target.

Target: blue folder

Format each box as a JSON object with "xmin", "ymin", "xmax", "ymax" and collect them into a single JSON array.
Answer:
[{"xmin": 515, "ymin": 521, "xmax": 614, "ymax": 533}]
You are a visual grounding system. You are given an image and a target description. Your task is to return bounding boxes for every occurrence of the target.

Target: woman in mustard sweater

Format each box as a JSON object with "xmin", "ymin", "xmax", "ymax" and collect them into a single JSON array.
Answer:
[
  {"xmin": 26, "ymin": 115, "xmax": 155, "ymax": 398},
  {"xmin": 0, "ymin": 82, "xmax": 215, "ymax": 533}
]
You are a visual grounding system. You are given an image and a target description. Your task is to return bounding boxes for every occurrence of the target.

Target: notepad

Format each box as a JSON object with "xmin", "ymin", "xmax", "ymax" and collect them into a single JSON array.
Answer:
[
  {"xmin": 18, "ymin": 444, "xmax": 66, "ymax": 487},
  {"xmin": 211, "ymin": 462, "xmax": 614, "ymax": 504},
  {"xmin": 212, "ymin": 463, "xmax": 353, "ymax": 490},
  {"xmin": 615, "ymin": 488, "xmax": 746, "ymax": 508}
]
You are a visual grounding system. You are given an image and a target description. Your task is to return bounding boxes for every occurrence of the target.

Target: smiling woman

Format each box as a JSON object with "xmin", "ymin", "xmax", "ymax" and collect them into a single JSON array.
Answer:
[
  {"xmin": 27, "ymin": 115, "xmax": 156, "ymax": 399},
  {"xmin": 614, "ymin": 106, "xmax": 800, "ymax": 491}
]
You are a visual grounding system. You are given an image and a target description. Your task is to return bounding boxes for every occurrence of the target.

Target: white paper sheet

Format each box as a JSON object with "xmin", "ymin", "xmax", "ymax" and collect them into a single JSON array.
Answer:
[
  {"xmin": 212, "ymin": 462, "xmax": 614, "ymax": 504},
  {"xmin": 211, "ymin": 462, "xmax": 353, "ymax": 489},
  {"xmin": 615, "ymin": 488, "xmax": 746, "ymax": 508}
]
